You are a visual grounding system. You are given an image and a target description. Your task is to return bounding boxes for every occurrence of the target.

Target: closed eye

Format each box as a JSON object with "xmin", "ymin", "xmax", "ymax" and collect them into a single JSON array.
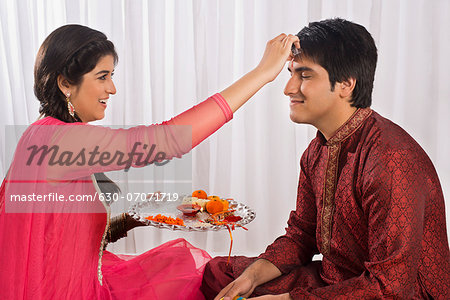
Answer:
[{"xmin": 287, "ymin": 66, "xmax": 314, "ymax": 79}]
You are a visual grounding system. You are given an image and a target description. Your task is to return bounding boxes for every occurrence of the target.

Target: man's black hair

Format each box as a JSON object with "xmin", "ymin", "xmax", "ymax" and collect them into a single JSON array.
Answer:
[{"xmin": 296, "ymin": 18, "xmax": 377, "ymax": 108}]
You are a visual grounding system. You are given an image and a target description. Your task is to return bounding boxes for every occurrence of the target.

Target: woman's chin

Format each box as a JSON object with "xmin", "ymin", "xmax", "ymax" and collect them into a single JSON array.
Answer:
[{"xmin": 93, "ymin": 112, "xmax": 105, "ymax": 122}]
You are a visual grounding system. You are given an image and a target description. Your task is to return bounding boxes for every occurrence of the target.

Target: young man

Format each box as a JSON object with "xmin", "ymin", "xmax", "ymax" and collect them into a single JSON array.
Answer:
[{"xmin": 201, "ymin": 18, "xmax": 449, "ymax": 300}]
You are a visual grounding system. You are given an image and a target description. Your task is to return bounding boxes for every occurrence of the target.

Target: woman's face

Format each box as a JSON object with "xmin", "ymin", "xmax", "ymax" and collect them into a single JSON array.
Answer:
[{"xmin": 69, "ymin": 55, "xmax": 116, "ymax": 122}]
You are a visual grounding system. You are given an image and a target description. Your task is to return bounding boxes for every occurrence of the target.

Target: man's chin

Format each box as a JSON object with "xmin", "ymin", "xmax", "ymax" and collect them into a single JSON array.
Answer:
[{"xmin": 290, "ymin": 113, "xmax": 308, "ymax": 124}]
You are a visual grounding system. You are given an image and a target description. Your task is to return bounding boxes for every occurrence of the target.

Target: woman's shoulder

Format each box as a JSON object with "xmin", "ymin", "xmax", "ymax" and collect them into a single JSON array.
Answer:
[
  {"xmin": 32, "ymin": 116, "xmax": 66, "ymax": 126},
  {"xmin": 32, "ymin": 116, "xmax": 84, "ymax": 126}
]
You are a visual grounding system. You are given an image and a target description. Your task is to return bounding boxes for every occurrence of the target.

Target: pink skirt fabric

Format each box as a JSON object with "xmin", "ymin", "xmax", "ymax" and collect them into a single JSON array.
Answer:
[
  {"xmin": 1, "ymin": 94, "xmax": 230, "ymax": 299},
  {"xmin": 102, "ymin": 238, "xmax": 211, "ymax": 300}
]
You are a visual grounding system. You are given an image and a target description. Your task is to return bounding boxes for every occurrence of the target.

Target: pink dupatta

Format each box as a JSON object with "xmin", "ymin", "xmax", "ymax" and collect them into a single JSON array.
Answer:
[{"xmin": 0, "ymin": 94, "xmax": 231, "ymax": 299}]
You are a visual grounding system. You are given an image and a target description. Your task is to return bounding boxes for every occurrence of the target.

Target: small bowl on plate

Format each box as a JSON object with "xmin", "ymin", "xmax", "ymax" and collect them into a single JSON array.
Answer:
[{"xmin": 177, "ymin": 204, "xmax": 201, "ymax": 217}]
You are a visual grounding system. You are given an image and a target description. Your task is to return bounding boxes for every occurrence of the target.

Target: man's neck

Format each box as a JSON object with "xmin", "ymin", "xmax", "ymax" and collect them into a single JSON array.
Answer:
[{"xmin": 317, "ymin": 105, "xmax": 358, "ymax": 141}]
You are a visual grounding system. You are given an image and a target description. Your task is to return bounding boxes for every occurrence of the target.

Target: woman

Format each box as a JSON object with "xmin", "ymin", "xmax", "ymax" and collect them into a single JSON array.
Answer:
[{"xmin": 0, "ymin": 24, "xmax": 299, "ymax": 299}]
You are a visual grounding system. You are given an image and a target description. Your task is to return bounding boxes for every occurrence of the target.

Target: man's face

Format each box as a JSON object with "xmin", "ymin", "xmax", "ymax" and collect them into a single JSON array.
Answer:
[{"xmin": 285, "ymin": 57, "xmax": 341, "ymax": 127}]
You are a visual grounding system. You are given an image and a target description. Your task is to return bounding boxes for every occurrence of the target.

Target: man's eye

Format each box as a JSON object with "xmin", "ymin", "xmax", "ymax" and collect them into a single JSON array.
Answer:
[{"xmin": 300, "ymin": 73, "xmax": 311, "ymax": 79}]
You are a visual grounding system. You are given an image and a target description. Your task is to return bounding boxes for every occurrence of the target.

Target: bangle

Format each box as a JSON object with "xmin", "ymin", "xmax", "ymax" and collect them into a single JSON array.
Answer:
[{"xmin": 107, "ymin": 213, "xmax": 128, "ymax": 243}]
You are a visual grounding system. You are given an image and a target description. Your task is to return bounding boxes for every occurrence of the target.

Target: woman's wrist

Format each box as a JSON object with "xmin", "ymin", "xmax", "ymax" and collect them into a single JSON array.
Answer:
[
  {"xmin": 220, "ymin": 68, "xmax": 271, "ymax": 113},
  {"xmin": 106, "ymin": 213, "xmax": 128, "ymax": 244},
  {"xmin": 125, "ymin": 213, "xmax": 146, "ymax": 231},
  {"xmin": 252, "ymin": 65, "xmax": 277, "ymax": 84}
]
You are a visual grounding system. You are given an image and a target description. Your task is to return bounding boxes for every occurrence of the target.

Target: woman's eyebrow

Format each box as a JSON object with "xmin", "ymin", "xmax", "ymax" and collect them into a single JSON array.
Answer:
[{"xmin": 94, "ymin": 70, "xmax": 114, "ymax": 75}]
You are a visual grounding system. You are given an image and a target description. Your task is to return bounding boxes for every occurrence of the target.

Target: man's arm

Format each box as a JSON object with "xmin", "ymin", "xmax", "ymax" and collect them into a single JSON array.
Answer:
[
  {"xmin": 214, "ymin": 150, "xmax": 318, "ymax": 300},
  {"xmin": 288, "ymin": 144, "xmax": 441, "ymax": 299},
  {"xmin": 258, "ymin": 149, "xmax": 318, "ymax": 274}
]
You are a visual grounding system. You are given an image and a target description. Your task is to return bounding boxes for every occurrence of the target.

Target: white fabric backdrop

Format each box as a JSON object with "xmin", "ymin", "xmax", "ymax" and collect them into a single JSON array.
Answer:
[{"xmin": 0, "ymin": 0, "xmax": 448, "ymax": 257}]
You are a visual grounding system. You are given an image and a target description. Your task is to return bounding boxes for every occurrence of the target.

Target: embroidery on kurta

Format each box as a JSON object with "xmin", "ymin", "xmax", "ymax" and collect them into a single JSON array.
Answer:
[
  {"xmin": 321, "ymin": 144, "xmax": 340, "ymax": 255},
  {"xmin": 320, "ymin": 108, "xmax": 373, "ymax": 255},
  {"xmin": 91, "ymin": 174, "xmax": 111, "ymax": 286}
]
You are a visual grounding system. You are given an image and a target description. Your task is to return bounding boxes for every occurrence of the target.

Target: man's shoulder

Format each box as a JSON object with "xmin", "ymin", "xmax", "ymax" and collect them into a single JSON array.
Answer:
[
  {"xmin": 362, "ymin": 111, "xmax": 421, "ymax": 152},
  {"xmin": 360, "ymin": 110, "xmax": 434, "ymax": 171}
]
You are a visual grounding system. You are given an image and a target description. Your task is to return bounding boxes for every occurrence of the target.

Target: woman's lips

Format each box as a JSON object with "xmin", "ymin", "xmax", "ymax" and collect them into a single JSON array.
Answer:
[{"xmin": 99, "ymin": 99, "xmax": 108, "ymax": 108}]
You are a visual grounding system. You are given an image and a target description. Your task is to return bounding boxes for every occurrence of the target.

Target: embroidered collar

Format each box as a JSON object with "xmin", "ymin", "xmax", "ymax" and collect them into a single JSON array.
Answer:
[{"xmin": 317, "ymin": 108, "xmax": 372, "ymax": 146}]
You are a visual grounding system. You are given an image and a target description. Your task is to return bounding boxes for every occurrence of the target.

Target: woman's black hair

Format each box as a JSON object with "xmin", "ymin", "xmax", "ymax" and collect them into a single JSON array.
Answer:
[
  {"xmin": 296, "ymin": 18, "xmax": 377, "ymax": 108},
  {"xmin": 34, "ymin": 24, "xmax": 118, "ymax": 122},
  {"xmin": 34, "ymin": 24, "xmax": 120, "ymax": 194}
]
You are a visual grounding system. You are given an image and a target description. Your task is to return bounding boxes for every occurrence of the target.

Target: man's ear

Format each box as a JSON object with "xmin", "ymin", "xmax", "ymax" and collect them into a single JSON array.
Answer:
[
  {"xmin": 57, "ymin": 75, "xmax": 71, "ymax": 96},
  {"xmin": 338, "ymin": 77, "xmax": 356, "ymax": 99}
]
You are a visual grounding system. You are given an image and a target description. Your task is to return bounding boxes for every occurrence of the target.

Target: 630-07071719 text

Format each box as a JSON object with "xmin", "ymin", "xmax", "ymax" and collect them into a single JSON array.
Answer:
[
  {"xmin": 9, "ymin": 192, "xmax": 180, "ymax": 203},
  {"xmin": 99, "ymin": 192, "xmax": 179, "ymax": 202}
]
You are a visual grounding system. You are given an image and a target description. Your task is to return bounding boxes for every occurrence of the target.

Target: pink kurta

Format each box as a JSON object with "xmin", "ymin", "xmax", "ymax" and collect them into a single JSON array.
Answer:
[
  {"xmin": 0, "ymin": 94, "xmax": 232, "ymax": 299},
  {"xmin": 202, "ymin": 108, "xmax": 450, "ymax": 299}
]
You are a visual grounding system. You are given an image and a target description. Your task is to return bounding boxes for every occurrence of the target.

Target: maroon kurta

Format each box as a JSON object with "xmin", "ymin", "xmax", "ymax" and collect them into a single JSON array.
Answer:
[{"xmin": 202, "ymin": 108, "xmax": 450, "ymax": 299}]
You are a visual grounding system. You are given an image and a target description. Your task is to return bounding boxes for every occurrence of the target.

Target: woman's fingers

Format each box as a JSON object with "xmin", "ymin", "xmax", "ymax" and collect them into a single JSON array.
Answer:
[
  {"xmin": 254, "ymin": 33, "xmax": 301, "ymax": 83},
  {"xmin": 272, "ymin": 33, "xmax": 287, "ymax": 42}
]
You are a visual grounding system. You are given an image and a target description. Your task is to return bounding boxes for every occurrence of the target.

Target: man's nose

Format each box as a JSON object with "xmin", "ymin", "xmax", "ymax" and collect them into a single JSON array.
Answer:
[{"xmin": 284, "ymin": 76, "xmax": 300, "ymax": 96}]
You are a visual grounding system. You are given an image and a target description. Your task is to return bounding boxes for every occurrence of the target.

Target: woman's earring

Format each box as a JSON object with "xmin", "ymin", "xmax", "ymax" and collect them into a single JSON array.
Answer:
[{"xmin": 66, "ymin": 92, "xmax": 75, "ymax": 118}]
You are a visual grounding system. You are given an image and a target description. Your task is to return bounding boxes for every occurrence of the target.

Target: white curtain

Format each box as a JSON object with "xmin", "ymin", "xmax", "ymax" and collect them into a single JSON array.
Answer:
[{"xmin": 0, "ymin": 0, "xmax": 448, "ymax": 257}]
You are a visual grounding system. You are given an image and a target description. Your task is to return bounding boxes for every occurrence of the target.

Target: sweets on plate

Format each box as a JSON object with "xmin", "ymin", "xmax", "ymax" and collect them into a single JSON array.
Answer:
[{"xmin": 145, "ymin": 214, "xmax": 185, "ymax": 226}]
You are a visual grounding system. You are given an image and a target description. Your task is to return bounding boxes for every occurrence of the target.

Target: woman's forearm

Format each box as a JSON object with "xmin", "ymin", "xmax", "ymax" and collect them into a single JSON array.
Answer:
[{"xmin": 220, "ymin": 68, "xmax": 271, "ymax": 113}]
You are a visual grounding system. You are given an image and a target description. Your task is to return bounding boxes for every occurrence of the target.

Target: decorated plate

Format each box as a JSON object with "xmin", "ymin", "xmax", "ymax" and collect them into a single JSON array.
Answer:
[{"xmin": 128, "ymin": 195, "xmax": 256, "ymax": 232}]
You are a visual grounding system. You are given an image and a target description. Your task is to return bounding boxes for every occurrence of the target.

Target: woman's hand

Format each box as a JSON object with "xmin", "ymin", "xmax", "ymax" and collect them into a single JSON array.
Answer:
[
  {"xmin": 125, "ymin": 213, "xmax": 147, "ymax": 231},
  {"xmin": 255, "ymin": 34, "xmax": 300, "ymax": 83},
  {"xmin": 219, "ymin": 34, "xmax": 300, "ymax": 113},
  {"xmin": 125, "ymin": 191, "xmax": 164, "ymax": 230}
]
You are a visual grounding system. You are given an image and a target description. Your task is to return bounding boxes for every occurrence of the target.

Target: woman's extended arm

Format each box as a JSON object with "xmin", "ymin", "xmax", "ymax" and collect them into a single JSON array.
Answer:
[
  {"xmin": 13, "ymin": 33, "xmax": 299, "ymax": 186},
  {"xmin": 105, "ymin": 34, "xmax": 301, "ymax": 237}
]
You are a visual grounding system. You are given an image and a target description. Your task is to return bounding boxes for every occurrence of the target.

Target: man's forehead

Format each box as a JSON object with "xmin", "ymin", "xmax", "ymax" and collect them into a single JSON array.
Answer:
[
  {"xmin": 288, "ymin": 57, "xmax": 322, "ymax": 72},
  {"xmin": 292, "ymin": 57, "xmax": 314, "ymax": 67}
]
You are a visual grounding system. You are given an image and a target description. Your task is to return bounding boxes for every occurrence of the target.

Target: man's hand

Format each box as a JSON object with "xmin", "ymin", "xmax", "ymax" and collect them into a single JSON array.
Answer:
[
  {"xmin": 217, "ymin": 293, "xmax": 292, "ymax": 300},
  {"xmin": 214, "ymin": 259, "xmax": 283, "ymax": 300},
  {"xmin": 249, "ymin": 294, "xmax": 293, "ymax": 300},
  {"xmin": 214, "ymin": 273, "xmax": 256, "ymax": 300}
]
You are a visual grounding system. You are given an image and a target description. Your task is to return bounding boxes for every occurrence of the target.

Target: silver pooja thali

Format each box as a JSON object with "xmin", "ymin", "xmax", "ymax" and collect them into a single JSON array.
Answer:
[{"xmin": 128, "ymin": 195, "xmax": 256, "ymax": 232}]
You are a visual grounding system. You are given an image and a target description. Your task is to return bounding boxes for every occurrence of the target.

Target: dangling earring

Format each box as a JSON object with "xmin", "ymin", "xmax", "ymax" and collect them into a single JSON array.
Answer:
[{"xmin": 66, "ymin": 92, "xmax": 75, "ymax": 118}]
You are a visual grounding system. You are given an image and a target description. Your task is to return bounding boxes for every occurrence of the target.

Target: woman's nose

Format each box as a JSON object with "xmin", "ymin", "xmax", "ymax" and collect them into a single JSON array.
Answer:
[{"xmin": 107, "ymin": 80, "xmax": 116, "ymax": 95}]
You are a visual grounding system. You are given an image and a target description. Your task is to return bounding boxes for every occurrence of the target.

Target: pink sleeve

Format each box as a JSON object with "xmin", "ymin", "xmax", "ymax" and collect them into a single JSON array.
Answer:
[
  {"xmin": 16, "ymin": 94, "xmax": 233, "ymax": 180},
  {"xmin": 161, "ymin": 93, "xmax": 233, "ymax": 147}
]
